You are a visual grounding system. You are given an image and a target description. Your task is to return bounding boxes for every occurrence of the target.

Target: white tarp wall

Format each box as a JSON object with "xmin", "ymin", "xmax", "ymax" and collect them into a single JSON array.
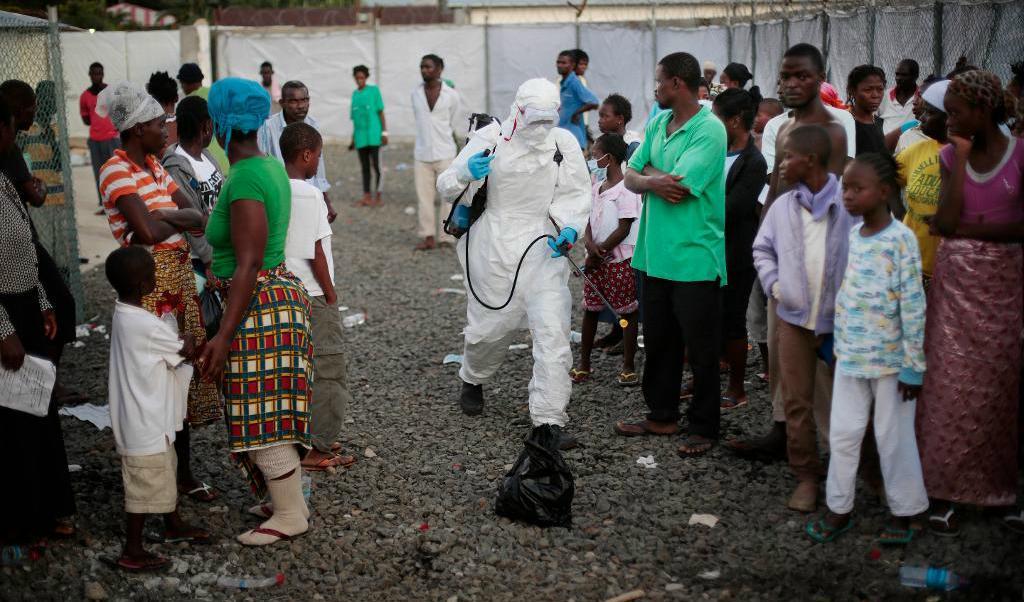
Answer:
[
  {"xmin": 58, "ymin": 0, "xmax": 1024, "ymax": 141},
  {"xmin": 61, "ymin": 31, "xmax": 181, "ymax": 139}
]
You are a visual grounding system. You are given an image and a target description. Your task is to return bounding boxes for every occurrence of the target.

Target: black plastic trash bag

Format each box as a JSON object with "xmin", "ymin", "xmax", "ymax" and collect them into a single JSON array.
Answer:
[
  {"xmin": 495, "ymin": 424, "xmax": 574, "ymax": 528},
  {"xmin": 198, "ymin": 287, "xmax": 223, "ymax": 340}
]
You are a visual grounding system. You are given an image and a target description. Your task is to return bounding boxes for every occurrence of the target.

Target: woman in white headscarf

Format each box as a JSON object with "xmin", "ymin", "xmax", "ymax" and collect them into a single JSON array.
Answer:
[
  {"xmin": 95, "ymin": 82, "xmax": 222, "ymax": 515},
  {"xmin": 436, "ymin": 78, "xmax": 591, "ymax": 447}
]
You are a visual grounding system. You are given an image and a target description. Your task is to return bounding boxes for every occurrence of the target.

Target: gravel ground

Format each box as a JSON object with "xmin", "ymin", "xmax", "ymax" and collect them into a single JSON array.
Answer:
[{"xmin": 5, "ymin": 143, "xmax": 1022, "ymax": 601}]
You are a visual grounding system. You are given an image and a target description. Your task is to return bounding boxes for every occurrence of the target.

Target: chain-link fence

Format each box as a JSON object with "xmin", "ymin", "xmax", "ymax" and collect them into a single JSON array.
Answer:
[{"xmin": 0, "ymin": 9, "xmax": 84, "ymax": 321}]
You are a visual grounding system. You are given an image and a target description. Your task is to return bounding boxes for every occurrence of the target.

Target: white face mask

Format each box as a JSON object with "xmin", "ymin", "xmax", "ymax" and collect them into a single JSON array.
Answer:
[
  {"xmin": 515, "ymin": 121, "xmax": 553, "ymax": 145},
  {"xmin": 587, "ymin": 153, "xmax": 609, "ymax": 182}
]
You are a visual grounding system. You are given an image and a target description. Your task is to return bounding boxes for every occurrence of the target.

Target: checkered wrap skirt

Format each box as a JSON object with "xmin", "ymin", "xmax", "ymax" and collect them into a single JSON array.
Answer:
[{"xmin": 215, "ymin": 264, "xmax": 313, "ymax": 498}]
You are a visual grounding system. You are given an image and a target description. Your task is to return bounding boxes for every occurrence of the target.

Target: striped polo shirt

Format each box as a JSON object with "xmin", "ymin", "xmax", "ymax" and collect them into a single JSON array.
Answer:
[{"xmin": 99, "ymin": 149, "xmax": 184, "ymax": 251}]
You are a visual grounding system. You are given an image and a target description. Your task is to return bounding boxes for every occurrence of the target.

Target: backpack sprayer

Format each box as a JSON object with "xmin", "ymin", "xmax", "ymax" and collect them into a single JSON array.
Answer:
[{"xmin": 442, "ymin": 114, "xmax": 629, "ymax": 329}]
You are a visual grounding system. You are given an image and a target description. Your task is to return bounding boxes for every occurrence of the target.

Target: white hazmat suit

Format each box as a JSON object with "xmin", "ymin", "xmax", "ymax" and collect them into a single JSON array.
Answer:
[{"xmin": 436, "ymin": 79, "xmax": 591, "ymax": 427}]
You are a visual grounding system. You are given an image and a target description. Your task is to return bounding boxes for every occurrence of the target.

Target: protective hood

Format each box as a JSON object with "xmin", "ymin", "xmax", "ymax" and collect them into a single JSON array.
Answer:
[{"xmin": 501, "ymin": 78, "xmax": 561, "ymax": 163}]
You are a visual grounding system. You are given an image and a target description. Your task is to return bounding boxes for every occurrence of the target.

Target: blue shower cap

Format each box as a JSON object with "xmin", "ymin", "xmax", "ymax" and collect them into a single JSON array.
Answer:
[{"xmin": 207, "ymin": 77, "xmax": 271, "ymax": 147}]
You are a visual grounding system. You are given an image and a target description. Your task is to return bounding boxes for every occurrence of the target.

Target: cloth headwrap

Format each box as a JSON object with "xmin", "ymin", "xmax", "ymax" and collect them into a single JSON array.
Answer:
[
  {"xmin": 949, "ymin": 69, "xmax": 1020, "ymax": 125},
  {"xmin": 207, "ymin": 77, "xmax": 271, "ymax": 148},
  {"xmin": 819, "ymin": 82, "xmax": 847, "ymax": 110},
  {"xmin": 94, "ymin": 81, "xmax": 165, "ymax": 132}
]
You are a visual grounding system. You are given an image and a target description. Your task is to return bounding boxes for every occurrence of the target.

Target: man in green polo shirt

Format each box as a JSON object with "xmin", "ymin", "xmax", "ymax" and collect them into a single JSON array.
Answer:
[{"xmin": 613, "ymin": 52, "xmax": 727, "ymax": 458}]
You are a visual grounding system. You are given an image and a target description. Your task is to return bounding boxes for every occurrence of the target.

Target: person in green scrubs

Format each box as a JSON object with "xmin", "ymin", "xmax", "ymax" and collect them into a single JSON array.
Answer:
[{"xmin": 349, "ymin": 65, "xmax": 387, "ymax": 207}]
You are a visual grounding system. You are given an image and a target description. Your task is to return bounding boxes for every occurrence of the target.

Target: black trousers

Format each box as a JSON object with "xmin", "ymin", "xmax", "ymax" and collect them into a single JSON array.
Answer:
[
  {"xmin": 641, "ymin": 274, "xmax": 721, "ymax": 439},
  {"xmin": 357, "ymin": 146, "xmax": 381, "ymax": 194}
]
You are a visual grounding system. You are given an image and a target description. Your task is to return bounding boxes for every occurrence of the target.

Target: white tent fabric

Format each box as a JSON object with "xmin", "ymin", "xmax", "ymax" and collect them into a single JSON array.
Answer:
[
  {"xmin": 753, "ymin": 20, "xmax": 785, "ymax": 95},
  {"xmin": 827, "ymin": 9, "xmax": 871, "ymax": 99},
  {"xmin": 216, "ymin": 29, "xmax": 375, "ymax": 140},
  {"xmin": 486, "ymin": 24, "xmax": 575, "ymax": 118},
  {"xmin": 581, "ymin": 23, "xmax": 655, "ymax": 132},
  {"xmin": 61, "ymin": 31, "xmax": 181, "ymax": 139},
  {"xmin": 873, "ymin": 5, "xmax": 934, "ymax": 78}
]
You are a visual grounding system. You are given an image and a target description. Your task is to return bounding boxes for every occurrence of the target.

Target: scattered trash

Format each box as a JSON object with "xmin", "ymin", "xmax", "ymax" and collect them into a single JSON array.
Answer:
[
  {"xmin": 697, "ymin": 569, "xmax": 720, "ymax": 580},
  {"xmin": 207, "ymin": 505, "xmax": 228, "ymax": 513},
  {"xmin": 342, "ymin": 312, "xmax": 366, "ymax": 328},
  {"xmin": 635, "ymin": 455, "xmax": 658, "ymax": 469},
  {"xmin": 569, "ymin": 330, "xmax": 582, "ymax": 344},
  {"xmin": 336, "ymin": 305, "xmax": 350, "ymax": 312},
  {"xmin": 72, "ymin": 341, "xmax": 86, "ymax": 348},
  {"xmin": 84, "ymin": 581, "xmax": 107, "ymax": 600},
  {"xmin": 604, "ymin": 589, "xmax": 645, "ymax": 602},
  {"xmin": 687, "ymin": 513, "xmax": 719, "ymax": 528},
  {"xmin": 899, "ymin": 566, "xmax": 967, "ymax": 591},
  {"xmin": 508, "ymin": 343, "xmax": 530, "ymax": 351},
  {"xmin": 443, "ymin": 354, "xmax": 463, "ymax": 365},
  {"xmin": 1, "ymin": 545, "xmax": 41, "ymax": 566},
  {"xmin": 364, "ymin": 448, "xmax": 377, "ymax": 458},
  {"xmin": 94, "ymin": 325, "xmax": 107, "ymax": 334},
  {"xmin": 216, "ymin": 573, "xmax": 285, "ymax": 589},
  {"xmin": 436, "ymin": 288, "xmax": 466, "ymax": 296},
  {"xmin": 403, "ymin": 206, "xmax": 415, "ymax": 215},
  {"xmin": 450, "ymin": 274, "xmax": 464, "ymax": 281},
  {"xmin": 67, "ymin": 464, "xmax": 82, "ymax": 472},
  {"xmin": 394, "ymin": 163, "xmax": 410, "ymax": 171},
  {"xmin": 665, "ymin": 582, "xmax": 685, "ymax": 591},
  {"xmin": 75, "ymin": 324, "xmax": 92, "ymax": 339},
  {"xmin": 866, "ymin": 547, "xmax": 882, "ymax": 561},
  {"xmin": 418, "ymin": 522, "xmax": 430, "ymax": 532},
  {"xmin": 637, "ymin": 335, "xmax": 644, "ymax": 349},
  {"xmin": 495, "ymin": 425, "xmax": 574, "ymax": 528},
  {"xmin": 59, "ymin": 403, "xmax": 111, "ymax": 430},
  {"xmin": 301, "ymin": 473, "xmax": 314, "ymax": 503}
]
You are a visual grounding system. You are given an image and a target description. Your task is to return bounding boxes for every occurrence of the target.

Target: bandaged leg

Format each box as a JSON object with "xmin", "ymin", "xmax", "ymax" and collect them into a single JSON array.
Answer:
[
  {"xmin": 238, "ymin": 445, "xmax": 308, "ymax": 545},
  {"xmin": 525, "ymin": 282, "xmax": 572, "ymax": 427}
]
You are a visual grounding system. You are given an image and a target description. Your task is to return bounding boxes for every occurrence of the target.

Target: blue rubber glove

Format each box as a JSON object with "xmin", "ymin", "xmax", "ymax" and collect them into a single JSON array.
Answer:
[
  {"xmin": 548, "ymin": 227, "xmax": 578, "ymax": 258},
  {"xmin": 453, "ymin": 204, "xmax": 471, "ymax": 230},
  {"xmin": 467, "ymin": 151, "xmax": 495, "ymax": 180}
]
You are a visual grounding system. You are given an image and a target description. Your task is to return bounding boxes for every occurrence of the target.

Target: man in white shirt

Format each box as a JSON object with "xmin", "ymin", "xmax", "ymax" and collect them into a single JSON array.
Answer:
[
  {"xmin": 878, "ymin": 59, "xmax": 919, "ymax": 135},
  {"xmin": 412, "ymin": 54, "xmax": 462, "ymax": 251},
  {"xmin": 257, "ymin": 80, "xmax": 336, "ymax": 223}
]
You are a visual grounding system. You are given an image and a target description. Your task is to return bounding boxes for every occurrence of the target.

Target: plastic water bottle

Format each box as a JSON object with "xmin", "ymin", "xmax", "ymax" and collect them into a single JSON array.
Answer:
[
  {"xmin": 1, "ymin": 545, "xmax": 40, "ymax": 566},
  {"xmin": 216, "ymin": 573, "xmax": 285, "ymax": 589},
  {"xmin": 342, "ymin": 312, "xmax": 366, "ymax": 328},
  {"xmin": 899, "ymin": 566, "xmax": 967, "ymax": 591}
]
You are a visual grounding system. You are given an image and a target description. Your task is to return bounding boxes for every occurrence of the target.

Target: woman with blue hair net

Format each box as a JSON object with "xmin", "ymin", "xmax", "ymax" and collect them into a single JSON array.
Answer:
[
  {"xmin": 436, "ymin": 78, "xmax": 592, "ymax": 449},
  {"xmin": 195, "ymin": 78, "xmax": 313, "ymax": 546}
]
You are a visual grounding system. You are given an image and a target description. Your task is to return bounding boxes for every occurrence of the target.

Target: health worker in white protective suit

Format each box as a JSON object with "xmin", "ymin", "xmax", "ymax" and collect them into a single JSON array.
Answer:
[{"xmin": 436, "ymin": 78, "xmax": 591, "ymax": 449}]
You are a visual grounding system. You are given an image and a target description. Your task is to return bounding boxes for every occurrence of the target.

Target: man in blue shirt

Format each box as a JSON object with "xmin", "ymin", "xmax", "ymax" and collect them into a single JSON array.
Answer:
[{"xmin": 556, "ymin": 50, "xmax": 599, "ymax": 149}]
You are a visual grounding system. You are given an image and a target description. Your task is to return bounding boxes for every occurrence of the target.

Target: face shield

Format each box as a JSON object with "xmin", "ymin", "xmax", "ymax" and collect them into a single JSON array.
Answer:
[{"xmin": 504, "ymin": 79, "xmax": 561, "ymax": 147}]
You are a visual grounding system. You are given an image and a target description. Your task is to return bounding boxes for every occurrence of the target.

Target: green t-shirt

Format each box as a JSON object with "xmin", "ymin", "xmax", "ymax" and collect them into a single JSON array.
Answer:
[
  {"xmin": 627, "ymin": 105, "xmax": 728, "ymax": 284},
  {"xmin": 206, "ymin": 155, "xmax": 291, "ymax": 278},
  {"xmin": 350, "ymin": 84, "xmax": 384, "ymax": 149},
  {"xmin": 188, "ymin": 86, "xmax": 229, "ymax": 174}
]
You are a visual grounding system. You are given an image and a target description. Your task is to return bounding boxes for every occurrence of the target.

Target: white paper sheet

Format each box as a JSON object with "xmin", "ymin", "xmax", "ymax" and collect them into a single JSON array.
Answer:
[
  {"xmin": 59, "ymin": 403, "xmax": 112, "ymax": 431},
  {"xmin": 0, "ymin": 354, "xmax": 56, "ymax": 417}
]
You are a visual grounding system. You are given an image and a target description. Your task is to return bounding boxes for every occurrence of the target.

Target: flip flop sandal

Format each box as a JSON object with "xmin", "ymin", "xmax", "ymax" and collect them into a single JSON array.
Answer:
[
  {"xmin": 877, "ymin": 526, "xmax": 915, "ymax": 545},
  {"xmin": 180, "ymin": 482, "xmax": 219, "ymax": 503},
  {"xmin": 1002, "ymin": 510, "xmax": 1024, "ymax": 534},
  {"xmin": 614, "ymin": 420, "xmax": 679, "ymax": 437},
  {"xmin": 569, "ymin": 368, "xmax": 592, "ymax": 384},
  {"xmin": 676, "ymin": 436, "xmax": 715, "ymax": 458},
  {"xmin": 928, "ymin": 507, "xmax": 960, "ymax": 537},
  {"xmin": 301, "ymin": 454, "xmax": 345, "ymax": 472},
  {"xmin": 334, "ymin": 454, "xmax": 358, "ymax": 468},
  {"xmin": 146, "ymin": 530, "xmax": 212, "ymax": 545},
  {"xmin": 330, "ymin": 442, "xmax": 344, "ymax": 453},
  {"xmin": 720, "ymin": 394, "xmax": 748, "ymax": 411},
  {"xmin": 112, "ymin": 554, "xmax": 170, "ymax": 572},
  {"xmin": 616, "ymin": 371, "xmax": 640, "ymax": 387},
  {"xmin": 239, "ymin": 527, "xmax": 293, "ymax": 546},
  {"xmin": 806, "ymin": 517, "xmax": 855, "ymax": 543}
]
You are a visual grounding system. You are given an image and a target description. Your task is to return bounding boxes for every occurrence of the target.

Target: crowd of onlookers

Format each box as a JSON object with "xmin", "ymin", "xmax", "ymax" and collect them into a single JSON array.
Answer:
[{"xmin": 0, "ymin": 37, "xmax": 1021, "ymax": 571}]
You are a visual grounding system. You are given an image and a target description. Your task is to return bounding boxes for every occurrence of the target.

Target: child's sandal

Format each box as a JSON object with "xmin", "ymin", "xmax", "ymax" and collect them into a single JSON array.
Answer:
[{"xmin": 569, "ymin": 368, "xmax": 592, "ymax": 384}]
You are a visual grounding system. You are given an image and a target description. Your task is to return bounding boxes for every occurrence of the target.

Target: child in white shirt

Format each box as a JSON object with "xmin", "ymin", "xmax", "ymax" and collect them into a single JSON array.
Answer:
[
  {"xmin": 280, "ymin": 122, "xmax": 356, "ymax": 474},
  {"xmin": 105, "ymin": 246, "xmax": 208, "ymax": 572}
]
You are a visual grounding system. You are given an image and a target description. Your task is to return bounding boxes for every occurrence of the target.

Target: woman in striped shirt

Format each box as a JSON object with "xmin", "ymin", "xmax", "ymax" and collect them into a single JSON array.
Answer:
[{"xmin": 96, "ymin": 81, "xmax": 223, "ymax": 515}]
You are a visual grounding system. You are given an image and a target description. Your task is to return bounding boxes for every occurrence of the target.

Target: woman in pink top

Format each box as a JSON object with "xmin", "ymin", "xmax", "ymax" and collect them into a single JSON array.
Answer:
[
  {"xmin": 571, "ymin": 134, "xmax": 642, "ymax": 386},
  {"xmin": 918, "ymin": 69, "xmax": 1024, "ymax": 536}
]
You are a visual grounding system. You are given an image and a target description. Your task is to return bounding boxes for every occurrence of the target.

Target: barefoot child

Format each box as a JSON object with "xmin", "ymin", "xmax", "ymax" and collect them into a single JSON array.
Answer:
[
  {"xmin": 280, "ymin": 122, "xmax": 357, "ymax": 473},
  {"xmin": 571, "ymin": 134, "xmax": 641, "ymax": 386},
  {"xmin": 806, "ymin": 152, "xmax": 928, "ymax": 544},
  {"xmin": 105, "ymin": 246, "xmax": 209, "ymax": 571}
]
